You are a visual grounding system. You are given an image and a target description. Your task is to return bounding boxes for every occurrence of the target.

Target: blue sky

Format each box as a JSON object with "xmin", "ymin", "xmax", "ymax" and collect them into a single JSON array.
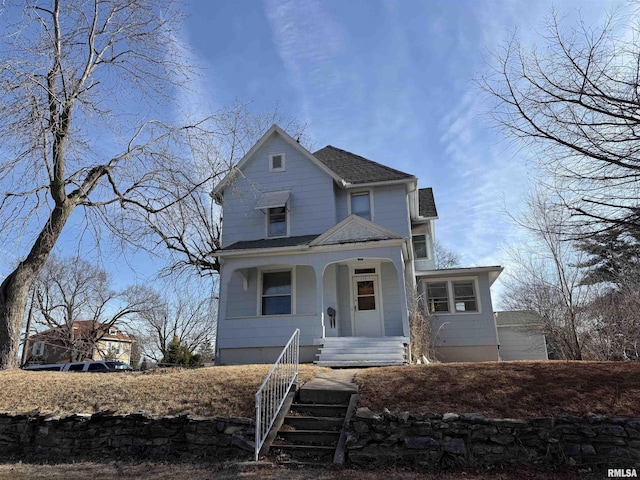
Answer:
[
  {"xmin": 0, "ymin": 0, "xmax": 625, "ymax": 307},
  {"xmin": 179, "ymin": 0, "xmax": 621, "ymax": 304}
]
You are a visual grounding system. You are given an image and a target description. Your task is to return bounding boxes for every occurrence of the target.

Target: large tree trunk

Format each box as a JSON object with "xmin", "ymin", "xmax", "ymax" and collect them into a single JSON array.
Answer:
[{"xmin": 0, "ymin": 203, "xmax": 73, "ymax": 369}]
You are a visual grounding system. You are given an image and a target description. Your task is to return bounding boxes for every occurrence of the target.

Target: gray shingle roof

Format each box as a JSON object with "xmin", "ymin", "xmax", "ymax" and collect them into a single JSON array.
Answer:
[
  {"xmin": 223, "ymin": 234, "xmax": 320, "ymax": 251},
  {"xmin": 419, "ymin": 188, "xmax": 438, "ymax": 218},
  {"xmin": 313, "ymin": 146, "xmax": 415, "ymax": 184}
]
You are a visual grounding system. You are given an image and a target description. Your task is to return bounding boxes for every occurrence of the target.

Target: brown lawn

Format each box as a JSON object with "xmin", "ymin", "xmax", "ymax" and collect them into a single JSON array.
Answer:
[
  {"xmin": 0, "ymin": 365, "xmax": 327, "ymax": 418},
  {"xmin": 0, "ymin": 462, "xmax": 603, "ymax": 480},
  {"xmin": 2, "ymin": 361, "xmax": 640, "ymax": 421},
  {"xmin": 355, "ymin": 361, "xmax": 640, "ymax": 418}
]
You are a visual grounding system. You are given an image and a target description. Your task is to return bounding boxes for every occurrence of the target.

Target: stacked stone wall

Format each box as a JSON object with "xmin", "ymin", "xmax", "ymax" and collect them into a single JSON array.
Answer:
[
  {"xmin": 0, "ymin": 412, "xmax": 254, "ymax": 461},
  {"xmin": 347, "ymin": 408, "xmax": 640, "ymax": 469}
]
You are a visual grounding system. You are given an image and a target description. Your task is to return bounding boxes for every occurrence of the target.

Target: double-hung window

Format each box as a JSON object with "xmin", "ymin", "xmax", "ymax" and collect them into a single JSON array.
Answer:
[
  {"xmin": 350, "ymin": 192, "xmax": 371, "ymax": 220},
  {"xmin": 425, "ymin": 279, "xmax": 478, "ymax": 314},
  {"xmin": 261, "ymin": 271, "xmax": 292, "ymax": 315},
  {"xmin": 268, "ymin": 207, "xmax": 287, "ymax": 237},
  {"xmin": 453, "ymin": 281, "xmax": 477, "ymax": 312},
  {"xmin": 426, "ymin": 282, "xmax": 449, "ymax": 313},
  {"xmin": 412, "ymin": 235, "xmax": 428, "ymax": 259}
]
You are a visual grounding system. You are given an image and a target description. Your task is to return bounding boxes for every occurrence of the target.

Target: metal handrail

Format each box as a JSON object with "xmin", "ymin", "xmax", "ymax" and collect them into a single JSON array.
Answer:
[{"xmin": 254, "ymin": 328, "xmax": 300, "ymax": 461}]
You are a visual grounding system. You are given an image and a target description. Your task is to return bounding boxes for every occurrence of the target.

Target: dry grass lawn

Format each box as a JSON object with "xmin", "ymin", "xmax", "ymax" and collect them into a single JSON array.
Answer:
[
  {"xmin": 0, "ymin": 462, "xmax": 603, "ymax": 480},
  {"xmin": 3, "ymin": 361, "xmax": 640, "ymax": 421},
  {"xmin": 0, "ymin": 365, "xmax": 327, "ymax": 418},
  {"xmin": 355, "ymin": 361, "xmax": 640, "ymax": 418}
]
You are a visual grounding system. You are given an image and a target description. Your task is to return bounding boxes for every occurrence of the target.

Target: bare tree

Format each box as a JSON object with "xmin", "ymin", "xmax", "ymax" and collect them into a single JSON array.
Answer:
[
  {"xmin": 434, "ymin": 241, "xmax": 461, "ymax": 269},
  {"xmin": 482, "ymin": 9, "xmax": 640, "ymax": 234},
  {"xmin": 27, "ymin": 255, "xmax": 155, "ymax": 362},
  {"xmin": 0, "ymin": 0, "xmax": 223, "ymax": 368},
  {"xmin": 131, "ymin": 280, "xmax": 216, "ymax": 363},
  {"xmin": 501, "ymin": 192, "xmax": 590, "ymax": 360}
]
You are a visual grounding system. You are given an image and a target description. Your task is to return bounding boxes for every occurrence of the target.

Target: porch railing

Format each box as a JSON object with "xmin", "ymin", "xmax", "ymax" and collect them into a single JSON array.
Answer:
[{"xmin": 254, "ymin": 328, "xmax": 300, "ymax": 461}]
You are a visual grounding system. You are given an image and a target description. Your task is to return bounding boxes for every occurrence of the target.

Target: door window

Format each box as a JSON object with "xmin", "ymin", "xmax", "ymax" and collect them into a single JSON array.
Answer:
[{"xmin": 356, "ymin": 280, "xmax": 376, "ymax": 311}]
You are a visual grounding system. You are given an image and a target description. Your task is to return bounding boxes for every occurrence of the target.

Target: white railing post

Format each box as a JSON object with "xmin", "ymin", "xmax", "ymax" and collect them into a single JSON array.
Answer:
[{"xmin": 254, "ymin": 328, "xmax": 300, "ymax": 461}]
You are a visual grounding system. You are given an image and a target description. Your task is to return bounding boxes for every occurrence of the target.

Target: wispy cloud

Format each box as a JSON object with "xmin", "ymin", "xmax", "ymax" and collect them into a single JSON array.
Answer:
[{"xmin": 264, "ymin": 0, "xmax": 346, "ymax": 128}]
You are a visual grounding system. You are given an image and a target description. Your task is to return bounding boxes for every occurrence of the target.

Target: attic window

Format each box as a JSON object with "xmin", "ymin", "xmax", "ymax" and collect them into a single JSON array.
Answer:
[
  {"xmin": 108, "ymin": 327, "xmax": 118, "ymax": 335},
  {"xmin": 269, "ymin": 153, "xmax": 285, "ymax": 172}
]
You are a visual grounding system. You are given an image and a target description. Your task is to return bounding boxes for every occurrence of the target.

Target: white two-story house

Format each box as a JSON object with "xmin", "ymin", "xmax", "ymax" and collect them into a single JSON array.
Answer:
[{"xmin": 213, "ymin": 125, "xmax": 503, "ymax": 366}]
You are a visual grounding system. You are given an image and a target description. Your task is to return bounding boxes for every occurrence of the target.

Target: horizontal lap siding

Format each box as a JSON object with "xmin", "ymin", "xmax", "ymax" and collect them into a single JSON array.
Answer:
[
  {"xmin": 381, "ymin": 262, "xmax": 403, "ymax": 336},
  {"xmin": 426, "ymin": 273, "xmax": 498, "ymax": 347},
  {"xmin": 221, "ymin": 137, "xmax": 336, "ymax": 247},
  {"xmin": 497, "ymin": 327, "xmax": 548, "ymax": 360},
  {"xmin": 225, "ymin": 269, "xmax": 257, "ymax": 318},
  {"xmin": 217, "ymin": 316, "xmax": 321, "ymax": 348},
  {"xmin": 372, "ymin": 185, "xmax": 410, "ymax": 237}
]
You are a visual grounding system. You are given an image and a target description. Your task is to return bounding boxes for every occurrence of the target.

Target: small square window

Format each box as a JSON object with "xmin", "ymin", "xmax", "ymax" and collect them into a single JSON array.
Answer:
[{"xmin": 269, "ymin": 154, "xmax": 285, "ymax": 172}]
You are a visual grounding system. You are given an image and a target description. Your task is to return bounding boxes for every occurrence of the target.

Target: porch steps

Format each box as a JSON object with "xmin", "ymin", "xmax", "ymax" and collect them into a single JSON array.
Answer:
[
  {"xmin": 314, "ymin": 336, "xmax": 408, "ymax": 367},
  {"xmin": 270, "ymin": 371, "xmax": 358, "ymax": 466}
]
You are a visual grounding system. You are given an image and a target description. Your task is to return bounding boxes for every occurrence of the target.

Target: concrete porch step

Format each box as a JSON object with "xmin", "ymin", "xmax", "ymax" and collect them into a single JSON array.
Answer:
[
  {"xmin": 315, "ymin": 359, "xmax": 405, "ymax": 367},
  {"xmin": 316, "ymin": 348, "xmax": 404, "ymax": 360},
  {"xmin": 315, "ymin": 337, "xmax": 408, "ymax": 367}
]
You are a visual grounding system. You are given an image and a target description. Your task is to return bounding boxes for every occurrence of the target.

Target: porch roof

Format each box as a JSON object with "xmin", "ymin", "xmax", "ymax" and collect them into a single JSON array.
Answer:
[{"xmin": 222, "ymin": 234, "xmax": 320, "ymax": 251}]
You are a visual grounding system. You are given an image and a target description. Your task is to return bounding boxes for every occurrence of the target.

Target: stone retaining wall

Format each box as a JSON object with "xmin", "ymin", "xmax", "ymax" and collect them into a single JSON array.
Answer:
[
  {"xmin": 347, "ymin": 408, "xmax": 640, "ymax": 469},
  {"xmin": 0, "ymin": 412, "xmax": 254, "ymax": 461}
]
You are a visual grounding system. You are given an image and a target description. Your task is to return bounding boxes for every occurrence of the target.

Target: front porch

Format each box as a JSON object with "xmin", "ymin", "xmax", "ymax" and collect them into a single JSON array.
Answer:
[{"xmin": 216, "ymin": 243, "xmax": 412, "ymax": 365}]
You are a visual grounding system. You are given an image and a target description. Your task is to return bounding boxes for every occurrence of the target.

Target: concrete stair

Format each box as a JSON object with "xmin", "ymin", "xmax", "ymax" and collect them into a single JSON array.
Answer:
[
  {"xmin": 314, "ymin": 336, "xmax": 408, "ymax": 367},
  {"xmin": 269, "ymin": 370, "xmax": 358, "ymax": 466}
]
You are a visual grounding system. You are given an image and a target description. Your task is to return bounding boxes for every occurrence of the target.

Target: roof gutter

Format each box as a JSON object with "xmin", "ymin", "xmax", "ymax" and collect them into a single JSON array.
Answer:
[{"xmin": 343, "ymin": 177, "xmax": 417, "ymax": 189}]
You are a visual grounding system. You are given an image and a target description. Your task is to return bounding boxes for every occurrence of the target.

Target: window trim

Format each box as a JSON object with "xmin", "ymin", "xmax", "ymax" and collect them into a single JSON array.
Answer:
[
  {"xmin": 348, "ymin": 189, "xmax": 373, "ymax": 221},
  {"xmin": 32, "ymin": 341, "xmax": 45, "ymax": 356},
  {"xmin": 269, "ymin": 153, "xmax": 286, "ymax": 172},
  {"xmin": 257, "ymin": 267, "xmax": 296, "ymax": 316},
  {"xmin": 412, "ymin": 234, "xmax": 428, "ymax": 259},
  {"xmin": 422, "ymin": 277, "xmax": 481, "ymax": 315},
  {"xmin": 266, "ymin": 206, "xmax": 289, "ymax": 238}
]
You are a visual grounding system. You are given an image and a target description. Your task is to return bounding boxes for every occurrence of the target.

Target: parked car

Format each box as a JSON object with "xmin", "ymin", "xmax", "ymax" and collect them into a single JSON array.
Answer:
[{"xmin": 23, "ymin": 361, "xmax": 133, "ymax": 372}]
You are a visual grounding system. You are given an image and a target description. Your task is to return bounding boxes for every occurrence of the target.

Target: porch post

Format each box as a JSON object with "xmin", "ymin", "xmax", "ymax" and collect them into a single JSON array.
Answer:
[
  {"xmin": 314, "ymin": 262, "xmax": 325, "ymax": 339},
  {"xmin": 393, "ymin": 253, "xmax": 411, "ymax": 338},
  {"xmin": 214, "ymin": 261, "xmax": 231, "ymax": 363}
]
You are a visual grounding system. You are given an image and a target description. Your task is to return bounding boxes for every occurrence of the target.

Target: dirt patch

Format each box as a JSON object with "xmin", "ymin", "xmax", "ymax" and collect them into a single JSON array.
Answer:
[{"xmin": 355, "ymin": 361, "xmax": 640, "ymax": 418}]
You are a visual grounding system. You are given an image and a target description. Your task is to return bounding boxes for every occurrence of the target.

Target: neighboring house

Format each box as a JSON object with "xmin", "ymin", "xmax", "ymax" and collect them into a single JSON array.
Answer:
[
  {"xmin": 213, "ymin": 124, "xmax": 504, "ymax": 366},
  {"xmin": 495, "ymin": 311, "xmax": 549, "ymax": 361},
  {"xmin": 25, "ymin": 321, "xmax": 133, "ymax": 365}
]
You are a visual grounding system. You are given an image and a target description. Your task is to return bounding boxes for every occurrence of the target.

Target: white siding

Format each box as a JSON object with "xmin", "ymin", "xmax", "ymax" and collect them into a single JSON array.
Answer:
[
  {"xmin": 424, "ymin": 273, "xmax": 499, "ymax": 347},
  {"xmin": 371, "ymin": 184, "xmax": 411, "ymax": 237},
  {"xmin": 497, "ymin": 327, "xmax": 548, "ymax": 361},
  {"xmin": 221, "ymin": 136, "xmax": 336, "ymax": 247},
  {"xmin": 296, "ymin": 265, "xmax": 316, "ymax": 315},
  {"xmin": 381, "ymin": 262, "xmax": 403, "ymax": 336},
  {"xmin": 323, "ymin": 264, "xmax": 339, "ymax": 337},
  {"xmin": 337, "ymin": 264, "xmax": 352, "ymax": 336},
  {"xmin": 226, "ymin": 269, "xmax": 258, "ymax": 318}
]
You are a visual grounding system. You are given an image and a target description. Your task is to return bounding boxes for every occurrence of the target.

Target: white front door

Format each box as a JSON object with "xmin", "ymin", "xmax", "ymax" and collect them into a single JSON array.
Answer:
[{"xmin": 352, "ymin": 275, "xmax": 383, "ymax": 336}]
